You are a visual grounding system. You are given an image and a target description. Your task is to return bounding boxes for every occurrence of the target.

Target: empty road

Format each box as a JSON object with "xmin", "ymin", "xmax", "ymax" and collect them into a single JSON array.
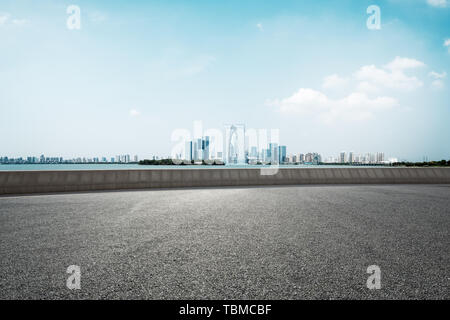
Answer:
[{"xmin": 0, "ymin": 185, "xmax": 449, "ymax": 299}]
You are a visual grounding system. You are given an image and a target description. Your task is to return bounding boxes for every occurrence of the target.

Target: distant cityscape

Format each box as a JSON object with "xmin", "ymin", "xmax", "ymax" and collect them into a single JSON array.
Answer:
[
  {"xmin": 1, "ymin": 124, "xmax": 398, "ymax": 166},
  {"xmin": 174, "ymin": 124, "xmax": 397, "ymax": 165},
  {"xmin": 0, "ymin": 154, "xmax": 140, "ymax": 165},
  {"xmin": 178, "ymin": 138, "xmax": 395, "ymax": 165}
]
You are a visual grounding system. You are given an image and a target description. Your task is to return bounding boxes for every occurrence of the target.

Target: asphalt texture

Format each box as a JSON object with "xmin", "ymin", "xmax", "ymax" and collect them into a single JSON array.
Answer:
[{"xmin": 0, "ymin": 185, "xmax": 449, "ymax": 300}]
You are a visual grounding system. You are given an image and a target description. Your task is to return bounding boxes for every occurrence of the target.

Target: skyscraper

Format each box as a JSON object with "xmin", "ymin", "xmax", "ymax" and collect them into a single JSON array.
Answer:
[
  {"xmin": 340, "ymin": 152, "xmax": 347, "ymax": 163},
  {"xmin": 224, "ymin": 124, "xmax": 246, "ymax": 164},
  {"xmin": 349, "ymin": 152, "xmax": 354, "ymax": 163},
  {"xmin": 185, "ymin": 141, "xmax": 192, "ymax": 161},
  {"xmin": 203, "ymin": 136, "xmax": 210, "ymax": 160},
  {"xmin": 279, "ymin": 146, "xmax": 287, "ymax": 163}
]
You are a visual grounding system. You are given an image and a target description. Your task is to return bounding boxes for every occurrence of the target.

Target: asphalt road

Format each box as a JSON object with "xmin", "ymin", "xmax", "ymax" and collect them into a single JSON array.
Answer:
[{"xmin": 0, "ymin": 185, "xmax": 449, "ymax": 299}]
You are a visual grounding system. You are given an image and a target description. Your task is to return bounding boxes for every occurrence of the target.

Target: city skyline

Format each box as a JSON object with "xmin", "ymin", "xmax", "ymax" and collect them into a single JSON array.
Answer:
[
  {"xmin": 0, "ymin": 0, "xmax": 449, "ymax": 161},
  {"xmin": 0, "ymin": 138, "xmax": 396, "ymax": 166}
]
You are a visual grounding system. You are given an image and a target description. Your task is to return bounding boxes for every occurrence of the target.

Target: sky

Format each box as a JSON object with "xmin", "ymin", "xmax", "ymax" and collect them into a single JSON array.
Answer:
[{"xmin": 0, "ymin": 0, "xmax": 449, "ymax": 161}]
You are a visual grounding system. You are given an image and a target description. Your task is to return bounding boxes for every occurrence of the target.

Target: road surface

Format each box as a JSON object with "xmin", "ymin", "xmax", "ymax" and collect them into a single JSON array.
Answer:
[{"xmin": 0, "ymin": 185, "xmax": 449, "ymax": 299}]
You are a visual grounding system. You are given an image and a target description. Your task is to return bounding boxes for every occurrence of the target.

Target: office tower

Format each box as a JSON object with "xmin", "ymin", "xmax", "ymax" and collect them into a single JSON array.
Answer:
[
  {"xmin": 312, "ymin": 153, "xmax": 322, "ymax": 164},
  {"xmin": 279, "ymin": 146, "xmax": 287, "ymax": 163},
  {"xmin": 349, "ymin": 152, "xmax": 354, "ymax": 163},
  {"xmin": 224, "ymin": 124, "xmax": 246, "ymax": 164},
  {"xmin": 377, "ymin": 152, "xmax": 384, "ymax": 163},
  {"xmin": 273, "ymin": 144, "xmax": 279, "ymax": 164},
  {"xmin": 203, "ymin": 136, "xmax": 210, "ymax": 160},
  {"xmin": 134, "ymin": 155, "xmax": 138, "ymax": 162},
  {"xmin": 192, "ymin": 141, "xmax": 198, "ymax": 161},
  {"xmin": 185, "ymin": 141, "xmax": 192, "ymax": 161},
  {"xmin": 197, "ymin": 138, "xmax": 203, "ymax": 161},
  {"xmin": 340, "ymin": 152, "xmax": 347, "ymax": 163},
  {"xmin": 265, "ymin": 148, "xmax": 271, "ymax": 162},
  {"xmin": 299, "ymin": 154, "xmax": 305, "ymax": 163},
  {"xmin": 250, "ymin": 146, "xmax": 258, "ymax": 158},
  {"xmin": 268, "ymin": 143, "xmax": 278, "ymax": 163}
]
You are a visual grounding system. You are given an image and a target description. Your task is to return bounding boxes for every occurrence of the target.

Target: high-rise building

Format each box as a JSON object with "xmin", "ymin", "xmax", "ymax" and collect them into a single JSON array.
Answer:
[
  {"xmin": 299, "ymin": 154, "xmax": 305, "ymax": 163},
  {"xmin": 279, "ymin": 146, "xmax": 287, "ymax": 163},
  {"xmin": 376, "ymin": 152, "xmax": 384, "ymax": 163},
  {"xmin": 268, "ymin": 143, "xmax": 278, "ymax": 163},
  {"xmin": 203, "ymin": 136, "xmax": 210, "ymax": 160},
  {"xmin": 224, "ymin": 124, "xmax": 246, "ymax": 164},
  {"xmin": 185, "ymin": 141, "xmax": 192, "ymax": 161},
  {"xmin": 313, "ymin": 153, "xmax": 322, "ymax": 164},
  {"xmin": 348, "ymin": 152, "xmax": 354, "ymax": 163},
  {"xmin": 340, "ymin": 152, "xmax": 347, "ymax": 163}
]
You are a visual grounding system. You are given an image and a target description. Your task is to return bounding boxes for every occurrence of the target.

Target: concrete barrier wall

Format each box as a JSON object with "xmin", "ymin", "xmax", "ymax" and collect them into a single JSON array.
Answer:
[{"xmin": 0, "ymin": 167, "xmax": 449, "ymax": 195}]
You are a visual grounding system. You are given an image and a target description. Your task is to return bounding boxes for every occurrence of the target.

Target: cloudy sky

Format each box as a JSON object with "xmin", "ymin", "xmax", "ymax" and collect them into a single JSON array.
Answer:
[{"xmin": 0, "ymin": 0, "xmax": 449, "ymax": 161}]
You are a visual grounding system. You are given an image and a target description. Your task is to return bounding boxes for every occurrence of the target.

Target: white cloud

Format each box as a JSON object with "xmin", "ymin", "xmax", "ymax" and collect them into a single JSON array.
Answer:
[
  {"xmin": 12, "ymin": 19, "xmax": 27, "ymax": 26},
  {"xmin": 356, "ymin": 81, "xmax": 380, "ymax": 94},
  {"xmin": 427, "ymin": 0, "xmax": 448, "ymax": 8},
  {"xmin": 129, "ymin": 109, "xmax": 140, "ymax": 117},
  {"xmin": 270, "ymin": 57, "xmax": 431, "ymax": 123},
  {"xmin": 444, "ymin": 39, "xmax": 450, "ymax": 53},
  {"xmin": 0, "ymin": 13, "xmax": 28, "ymax": 26},
  {"xmin": 384, "ymin": 56, "xmax": 425, "ymax": 71},
  {"xmin": 428, "ymin": 71, "xmax": 446, "ymax": 89},
  {"xmin": 275, "ymin": 88, "xmax": 329, "ymax": 115},
  {"xmin": 272, "ymin": 88, "xmax": 397, "ymax": 123},
  {"xmin": 322, "ymin": 74, "xmax": 348, "ymax": 89},
  {"xmin": 354, "ymin": 59, "xmax": 424, "ymax": 91},
  {"xmin": 256, "ymin": 23, "xmax": 263, "ymax": 31},
  {"xmin": 0, "ymin": 13, "xmax": 10, "ymax": 25},
  {"xmin": 428, "ymin": 71, "xmax": 447, "ymax": 79}
]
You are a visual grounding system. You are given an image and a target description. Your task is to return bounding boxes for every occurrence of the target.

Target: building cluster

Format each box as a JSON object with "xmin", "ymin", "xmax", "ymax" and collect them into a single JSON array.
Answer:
[
  {"xmin": 322, "ymin": 152, "xmax": 393, "ymax": 164},
  {"xmin": 180, "ymin": 138, "xmax": 292, "ymax": 164},
  {"xmin": 176, "ymin": 124, "xmax": 322, "ymax": 165},
  {"xmin": 0, "ymin": 154, "xmax": 139, "ymax": 164},
  {"xmin": 176, "ymin": 125, "xmax": 394, "ymax": 165},
  {"xmin": 283, "ymin": 152, "xmax": 323, "ymax": 165},
  {"xmin": 1, "ymin": 125, "xmax": 395, "ymax": 166},
  {"xmin": 183, "ymin": 136, "xmax": 223, "ymax": 163}
]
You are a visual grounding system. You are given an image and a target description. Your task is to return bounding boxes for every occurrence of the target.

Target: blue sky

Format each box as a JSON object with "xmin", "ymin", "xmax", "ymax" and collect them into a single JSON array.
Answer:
[{"xmin": 0, "ymin": 0, "xmax": 449, "ymax": 161}]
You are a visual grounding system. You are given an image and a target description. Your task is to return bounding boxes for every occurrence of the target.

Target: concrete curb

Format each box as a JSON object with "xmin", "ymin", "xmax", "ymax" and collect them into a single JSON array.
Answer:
[{"xmin": 0, "ymin": 167, "xmax": 449, "ymax": 195}]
